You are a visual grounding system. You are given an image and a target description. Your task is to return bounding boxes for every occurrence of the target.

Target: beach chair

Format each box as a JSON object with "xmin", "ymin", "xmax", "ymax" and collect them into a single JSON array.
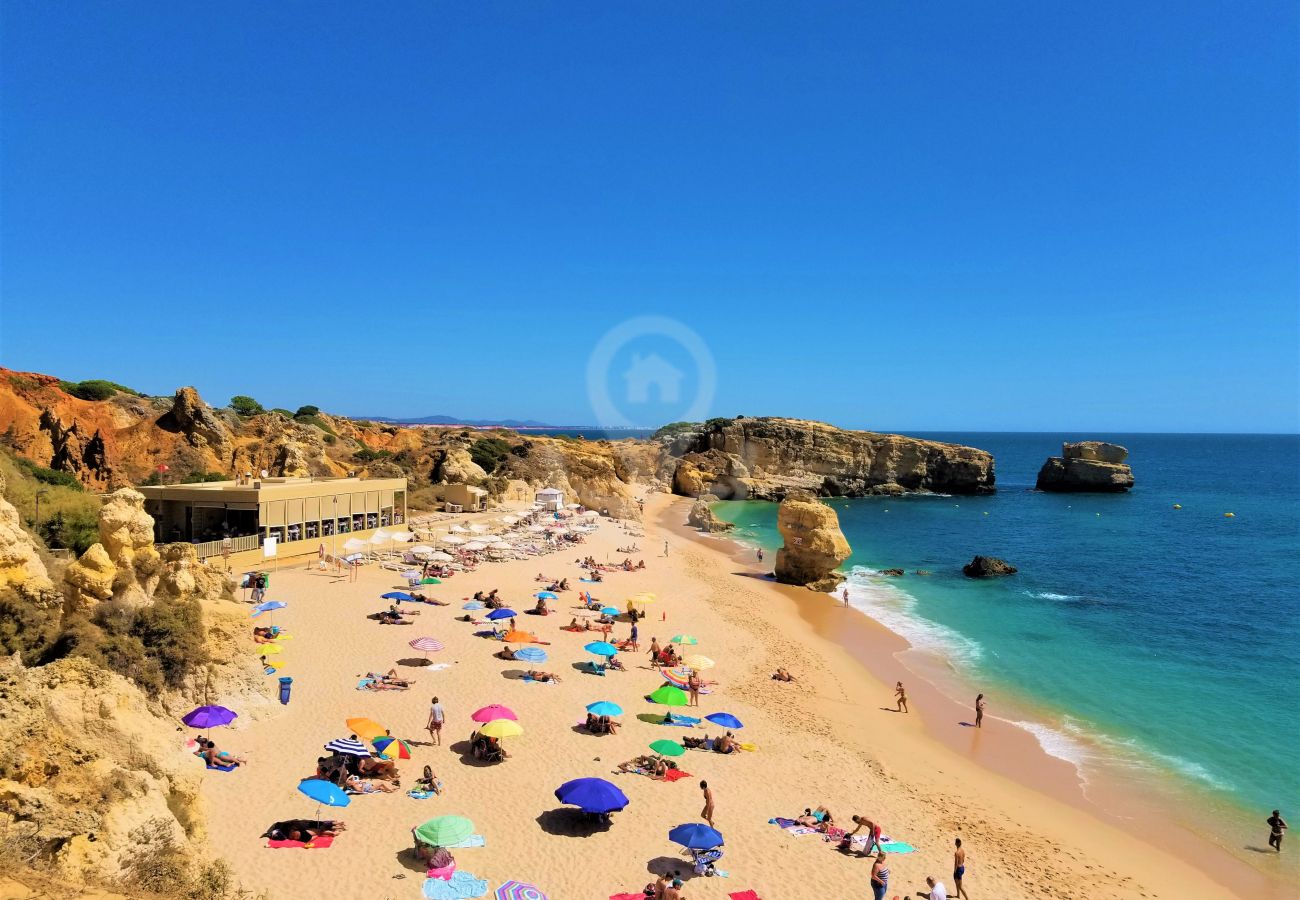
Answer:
[{"xmin": 690, "ymin": 847, "xmax": 724, "ymax": 876}]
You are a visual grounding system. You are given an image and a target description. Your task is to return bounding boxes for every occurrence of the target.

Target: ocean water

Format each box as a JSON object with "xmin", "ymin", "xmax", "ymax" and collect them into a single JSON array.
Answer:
[{"xmin": 710, "ymin": 433, "xmax": 1300, "ymax": 833}]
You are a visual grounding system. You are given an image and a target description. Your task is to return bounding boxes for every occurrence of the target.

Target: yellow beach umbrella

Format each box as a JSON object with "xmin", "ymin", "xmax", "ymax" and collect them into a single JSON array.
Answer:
[
  {"xmin": 263, "ymin": 659, "xmax": 284, "ymax": 670},
  {"xmin": 478, "ymin": 719, "xmax": 523, "ymax": 738},
  {"xmin": 683, "ymin": 655, "xmax": 715, "ymax": 670},
  {"xmin": 627, "ymin": 594, "xmax": 656, "ymax": 605},
  {"xmin": 346, "ymin": 717, "xmax": 386, "ymax": 741}
]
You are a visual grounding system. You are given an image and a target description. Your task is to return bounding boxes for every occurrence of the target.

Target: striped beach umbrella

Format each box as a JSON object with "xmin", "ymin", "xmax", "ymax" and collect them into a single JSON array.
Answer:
[
  {"xmin": 515, "ymin": 646, "xmax": 548, "ymax": 663},
  {"xmin": 324, "ymin": 737, "xmax": 370, "ymax": 757},
  {"xmin": 372, "ymin": 736, "xmax": 413, "ymax": 759},
  {"xmin": 496, "ymin": 881, "xmax": 547, "ymax": 900},
  {"xmin": 683, "ymin": 655, "xmax": 715, "ymax": 671},
  {"xmin": 409, "ymin": 636, "xmax": 444, "ymax": 664},
  {"xmin": 670, "ymin": 634, "xmax": 698, "ymax": 646}
]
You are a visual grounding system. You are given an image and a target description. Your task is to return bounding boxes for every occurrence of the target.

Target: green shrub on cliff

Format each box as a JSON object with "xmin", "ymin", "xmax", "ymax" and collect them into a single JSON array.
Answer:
[
  {"xmin": 57, "ymin": 379, "xmax": 142, "ymax": 401},
  {"xmin": 653, "ymin": 421, "xmax": 699, "ymax": 439},
  {"xmin": 469, "ymin": 436, "xmax": 512, "ymax": 473},
  {"xmin": 229, "ymin": 395, "xmax": 264, "ymax": 416}
]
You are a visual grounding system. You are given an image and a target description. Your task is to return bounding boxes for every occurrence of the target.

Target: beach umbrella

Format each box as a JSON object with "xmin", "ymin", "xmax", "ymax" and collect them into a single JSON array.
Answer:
[
  {"xmin": 536, "ymin": 591, "xmax": 558, "ymax": 600},
  {"xmin": 704, "ymin": 712, "xmax": 744, "ymax": 729},
  {"xmin": 401, "ymin": 571, "xmax": 421, "ymax": 580},
  {"xmin": 554, "ymin": 777, "xmax": 628, "ymax": 814},
  {"xmin": 429, "ymin": 551, "xmax": 454, "ymax": 562},
  {"xmin": 345, "ymin": 717, "xmax": 386, "ymax": 740},
  {"xmin": 648, "ymin": 685, "xmax": 689, "ymax": 707},
  {"xmin": 324, "ymin": 737, "xmax": 370, "ymax": 757},
  {"xmin": 490, "ymin": 541, "xmax": 514, "ymax": 551},
  {"xmin": 463, "ymin": 541, "xmax": 487, "ymax": 552},
  {"xmin": 670, "ymin": 635, "xmax": 698, "ymax": 646},
  {"xmin": 421, "ymin": 577, "xmax": 442, "ymax": 585},
  {"xmin": 470, "ymin": 704, "xmax": 517, "ymax": 723},
  {"xmin": 585, "ymin": 701, "xmax": 623, "ymax": 716},
  {"xmin": 515, "ymin": 646, "xmax": 548, "ymax": 663},
  {"xmin": 450, "ymin": 525, "xmax": 468, "ymax": 533},
  {"xmin": 496, "ymin": 882, "xmax": 547, "ymax": 900},
  {"xmin": 181, "ymin": 704, "xmax": 237, "ymax": 741},
  {"xmin": 600, "ymin": 607, "xmax": 620, "ymax": 616},
  {"xmin": 415, "ymin": 815, "xmax": 475, "ymax": 848},
  {"xmin": 382, "ymin": 591, "xmax": 414, "ymax": 601},
  {"xmin": 409, "ymin": 636, "xmax": 445, "ymax": 663},
  {"xmin": 373, "ymin": 736, "xmax": 413, "ymax": 759},
  {"xmin": 470, "ymin": 524, "xmax": 491, "ymax": 534},
  {"xmin": 668, "ymin": 823, "xmax": 724, "ymax": 850},
  {"xmin": 500, "ymin": 515, "xmax": 519, "ymax": 524},
  {"xmin": 660, "ymin": 667, "xmax": 693, "ymax": 690},
  {"xmin": 343, "ymin": 537, "xmax": 367, "ymax": 553},
  {"xmin": 583, "ymin": 641, "xmax": 618, "ymax": 657},
  {"xmin": 410, "ymin": 545, "xmax": 435, "ymax": 555},
  {"xmin": 649, "ymin": 739, "xmax": 685, "ymax": 758},
  {"xmin": 683, "ymin": 655, "xmax": 715, "ymax": 671},
  {"xmin": 628, "ymin": 592, "xmax": 656, "ymax": 603},
  {"xmin": 298, "ymin": 777, "xmax": 350, "ymax": 808},
  {"xmin": 486, "ymin": 609, "xmax": 517, "ymax": 621},
  {"xmin": 391, "ymin": 531, "xmax": 414, "ymax": 543},
  {"xmin": 478, "ymin": 719, "xmax": 523, "ymax": 739},
  {"xmin": 441, "ymin": 535, "xmax": 465, "ymax": 545},
  {"xmin": 251, "ymin": 600, "xmax": 286, "ymax": 621},
  {"xmin": 463, "ymin": 601, "xmax": 485, "ymax": 610},
  {"xmin": 503, "ymin": 630, "xmax": 538, "ymax": 643}
]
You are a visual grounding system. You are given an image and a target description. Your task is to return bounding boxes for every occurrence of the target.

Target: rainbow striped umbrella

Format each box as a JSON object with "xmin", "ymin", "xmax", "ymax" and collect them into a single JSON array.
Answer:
[
  {"xmin": 496, "ymin": 881, "xmax": 547, "ymax": 900},
  {"xmin": 373, "ymin": 736, "xmax": 413, "ymax": 759},
  {"xmin": 662, "ymin": 666, "xmax": 716, "ymax": 695}
]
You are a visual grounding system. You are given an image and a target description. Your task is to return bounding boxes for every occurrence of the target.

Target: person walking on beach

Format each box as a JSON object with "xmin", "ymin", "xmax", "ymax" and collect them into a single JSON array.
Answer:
[
  {"xmin": 426, "ymin": 696, "xmax": 444, "ymax": 746},
  {"xmin": 974, "ymin": 694, "xmax": 985, "ymax": 728},
  {"xmin": 664, "ymin": 539, "xmax": 669, "ymax": 557},
  {"xmin": 700, "ymin": 780, "xmax": 714, "ymax": 827},
  {"xmin": 869, "ymin": 850, "xmax": 889, "ymax": 900},
  {"xmin": 842, "ymin": 587, "xmax": 850, "ymax": 606},
  {"xmin": 629, "ymin": 620, "xmax": 639, "ymax": 651},
  {"xmin": 953, "ymin": 837, "xmax": 969, "ymax": 898},
  {"xmin": 1267, "ymin": 809, "xmax": 1288, "ymax": 851},
  {"xmin": 925, "ymin": 875, "xmax": 948, "ymax": 900},
  {"xmin": 894, "ymin": 681, "xmax": 909, "ymax": 713},
  {"xmin": 648, "ymin": 637, "xmax": 662, "ymax": 668}
]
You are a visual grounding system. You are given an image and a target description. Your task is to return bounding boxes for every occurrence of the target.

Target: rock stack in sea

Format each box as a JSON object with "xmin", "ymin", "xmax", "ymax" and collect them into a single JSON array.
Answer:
[
  {"xmin": 686, "ymin": 494, "xmax": 734, "ymax": 533},
  {"xmin": 773, "ymin": 492, "xmax": 852, "ymax": 591},
  {"xmin": 1036, "ymin": 441, "xmax": 1135, "ymax": 493}
]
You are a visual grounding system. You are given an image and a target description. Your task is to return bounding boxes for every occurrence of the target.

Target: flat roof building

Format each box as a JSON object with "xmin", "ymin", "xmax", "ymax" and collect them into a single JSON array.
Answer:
[{"xmin": 138, "ymin": 475, "xmax": 407, "ymax": 560}]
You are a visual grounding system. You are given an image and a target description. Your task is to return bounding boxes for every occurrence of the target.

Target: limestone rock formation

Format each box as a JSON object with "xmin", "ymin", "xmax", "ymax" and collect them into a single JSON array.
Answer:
[
  {"xmin": 95, "ymin": 488, "xmax": 160, "ymax": 603},
  {"xmin": 962, "ymin": 555, "xmax": 1017, "ymax": 578},
  {"xmin": 687, "ymin": 494, "xmax": 734, "ymax": 533},
  {"xmin": 273, "ymin": 441, "xmax": 312, "ymax": 477},
  {"xmin": 1036, "ymin": 442, "xmax": 1134, "ymax": 493},
  {"xmin": 773, "ymin": 493, "xmax": 852, "ymax": 590},
  {"xmin": 155, "ymin": 542, "xmax": 233, "ymax": 603},
  {"xmin": 38, "ymin": 410, "xmax": 113, "ymax": 486},
  {"xmin": 0, "ymin": 472, "xmax": 63, "ymax": 611},
  {"xmin": 665, "ymin": 418, "xmax": 995, "ymax": 499},
  {"xmin": 63, "ymin": 542, "xmax": 116, "ymax": 610},
  {"xmin": 431, "ymin": 445, "xmax": 489, "ymax": 485},
  {"xmin": 163, "ymin": 386, "xmax": 230, "ymax": 453}
]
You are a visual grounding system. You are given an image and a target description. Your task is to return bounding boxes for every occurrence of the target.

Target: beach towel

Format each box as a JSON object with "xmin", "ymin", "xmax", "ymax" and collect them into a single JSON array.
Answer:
[
  {"xmin": 446, "ymin": 834, "xmax": 485, "ymax": 849},
  {"xmin": 662, "ymin": 768, "xmax": 693, "ymax": 782},
  {"xmin": 426, "ymin": 663, "xmax": 451, "ymax": 672},
  {"xmin": 407, "ymin": 789, "xmax": 433, "ymax": 800},
  {"xmin": 422, "ymin": 871, "xmax": 488, "ymax": 899},
  {"xmin": 769, "ymin": 817, "xmax": 796, "ymax": 828},
  {"xmin": 266, "ymin": 834, "xmax": 334, "ymax": 850},
  {"xmin": 205, "ymin": 762, "xmax": 238, "ymax": 772},
  {"xmin": 739, "ymin": 742, "xmax": 757, "ymax": 751},
  {"xmin": 659, "ymin": 715, "xmax": 700, "ymax": 727},
  {"xmin": 356, "ymin": 678, "xmax": 375, "ymax": 690},
  {"xmin": 783, "ymin": 826, "xmax": 819, "ymax": 835},
  {"xmin": 729, "ymin": 892, "xmax": 762, "ymax": 900},
  {"xmin": 521, "ymin": 676, "xmax": 558, "ymax": 685},
  {"xmin": 879, "ymin": 840, "xmax": 915, "ymax": 854},
  {"xmin": 609, "ymin": 894, "xmax": 646, "ymax": 900},
  {"xmin": 580, "ymin": 578, "xmax": 600, "ymax": 583}
]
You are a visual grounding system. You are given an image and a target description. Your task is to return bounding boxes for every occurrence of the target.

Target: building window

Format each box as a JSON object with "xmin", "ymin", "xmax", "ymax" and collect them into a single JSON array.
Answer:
[
  {"xmin": 322, "ymin": 520, "xmax": 335, "ymax": 536},
  {"xmin": 337, "ymin": 517, "xmax": 351, "ymax": 534},
  {"xmin": 306, "ymin": 521, "xmax": 319, "ymax": 539}
]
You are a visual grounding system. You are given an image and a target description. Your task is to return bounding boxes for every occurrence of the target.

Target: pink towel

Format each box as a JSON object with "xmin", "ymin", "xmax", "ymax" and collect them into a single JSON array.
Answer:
[
  {"xmin": 729, "ymin": 892, "xmax": 762, "ymax": 900},
  {"xmin": 266, "ymin": 834, "xmax": 335, "ymax": 849},
  {"xmin": 427, "ymin": 861, "xmax": 457, "ymax": 880},
  {"xmin": 609, "ymin": 894, "xmax": 645, "ymax": 900}
]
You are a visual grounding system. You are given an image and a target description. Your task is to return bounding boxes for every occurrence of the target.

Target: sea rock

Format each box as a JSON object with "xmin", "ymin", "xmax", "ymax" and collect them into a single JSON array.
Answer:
[
  {"xmin": 665, "ymin": 417, "xmax": 995, "ymax": 499},
  {"xmin": 773, "ymin": 493, "xmax": 852, "ymax": 591},
  {"xmin": 687, "ymin": 494, "xmax": 734, "ymax": 533},
  {"xmin": 63, "ymin": 543, "xmax": 117, "ymax": 610},
  {"xmin": 962, "ymin": 555, "xmax": 1017, "ymax": 578},
  {"xmin": 0, "ymin": 471, "xmax": 63, "ymax": 612},
  {"xmin": 880, "ymin": 568, "xmax": 905, "ymax": 577},
  {"xmin": 1036, "ymin": 441, "xmax": 1134, "ymax": 493}
]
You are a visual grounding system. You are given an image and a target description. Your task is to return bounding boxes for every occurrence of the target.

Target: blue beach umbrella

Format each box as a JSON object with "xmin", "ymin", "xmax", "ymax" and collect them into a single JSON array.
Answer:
[
  {"xmin": 536, "ymin": 591, "xmax": 558, "ymax": 600},
  {"xmin": 585, "ymin": 701, "xmax": 623, "ymax": 717},
  {"xmin": 463, "ymin": 601, "xmax": 485, "ymax": 610},
  {"xmin": 704, "ymin": 712, "xmax": 744, "ymax": 729},
  {"xmin": 584, "ymin": 641, "xmax": 618, "ymax": 657},
  {"xmin": 251, "ymin": 600, "xmax": 286, "ymax": 618},
  {"xmin": 600, "ymin": 607, "xmax": 619, "ymax": 616},
  {"xmin": 486, "ymin": 608, "xmax": 517, "ymax": 621},
  {"xmin": 381, "ymin": 591, "xmax": 413, "ymax": 601},
  {"xmin": 668, "ymin": 823, "xmax": 724, "ymax": 850},
  {"xmin": 555, "ymin": 777, "xmax": 628, "ymax": 814},
  {"xmin": 298, "ymin": 777, "xmax": 350, "ymax": 810},
  {"xmin": 515, "ymin": 646, "xmax": 548, "ymax": 663}
]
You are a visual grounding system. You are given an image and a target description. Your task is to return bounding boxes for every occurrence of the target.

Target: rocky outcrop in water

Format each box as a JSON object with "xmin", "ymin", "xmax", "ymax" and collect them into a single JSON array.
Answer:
[
  {"xmin": 773, "ymin": 493, "xmax": 852, "ymax": 590},
  {"xmin": 963, "ymin": 555, "xmax": 1017, "ymax": 578},
  {"xmin": 1036, "ymin": 441, "xmax": 1134, "ymax": 493},
  {"xmin": 665, "ymin": 417, "xmax": 995, "ymax": 499},
  {"xmin": 687, "ymin": 494, "xmax": 734, "ymax": 533}
]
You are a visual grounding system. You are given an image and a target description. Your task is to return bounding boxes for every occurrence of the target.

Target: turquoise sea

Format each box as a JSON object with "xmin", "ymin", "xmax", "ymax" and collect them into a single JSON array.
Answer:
[{"xmin": 711, "ymin": 433, "xmax": 1300, "ymax": 844}]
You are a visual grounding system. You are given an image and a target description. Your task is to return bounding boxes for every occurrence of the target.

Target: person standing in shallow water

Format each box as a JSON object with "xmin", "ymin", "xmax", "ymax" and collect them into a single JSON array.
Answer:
[
  {"xmin": 894, "ymin": 681, "xmax": 908, "ymax": 713},
  {"xmin": 974, "ymin": 694, "xmax": 985, "ymax": 728},
  {"xmin": 1267, "ymin": 809, "xmax": 1288, "ymax": 851},
  {"xmin": 842, "ymin": 587, "xmax": 850, "ymax": 606}
]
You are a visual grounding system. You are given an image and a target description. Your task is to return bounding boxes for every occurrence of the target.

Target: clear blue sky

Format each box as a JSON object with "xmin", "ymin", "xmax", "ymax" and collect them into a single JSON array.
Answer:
[{"xmin": 2, "ymin": 2, "xmax": 1296, "ymax": 431}]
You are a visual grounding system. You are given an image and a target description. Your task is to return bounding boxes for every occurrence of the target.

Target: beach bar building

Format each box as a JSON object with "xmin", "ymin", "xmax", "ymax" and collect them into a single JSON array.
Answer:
[
  {"xmin": 534, "ymin": 487, "xmax": 564, "ymax": 511},
  {"xmin": 139, "ymin": 475, "xmax": 407, "ymax": 564}
]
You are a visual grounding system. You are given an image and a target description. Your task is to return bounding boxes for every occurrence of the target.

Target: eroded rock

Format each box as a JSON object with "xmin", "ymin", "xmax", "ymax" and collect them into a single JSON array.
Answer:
[{"xmin": 773, "ymin": 493, "xmax": 852, "ymax": 591}]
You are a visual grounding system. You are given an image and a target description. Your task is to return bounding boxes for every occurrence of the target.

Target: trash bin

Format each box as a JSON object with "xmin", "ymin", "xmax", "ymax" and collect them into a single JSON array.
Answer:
[{"xmin": 278, "ymin": 676, "xmax": 293, "ymax": 705}]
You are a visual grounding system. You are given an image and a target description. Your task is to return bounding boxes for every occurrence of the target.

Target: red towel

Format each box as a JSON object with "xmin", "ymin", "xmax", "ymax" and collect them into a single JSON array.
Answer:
[
  {"xmin": 662, "ymin": 769, "xmax": 693, "ymax": 782},
  {"xmin": 728, "ymin": 892, "xmax": 762, "ymax": 900},
  {"xmin": 266, "ymin": 834, "xmax": 335, "ymax": 849},
  {"xmin": 609, "ymin": 895, "xmax": 645, "ymax": 900}
]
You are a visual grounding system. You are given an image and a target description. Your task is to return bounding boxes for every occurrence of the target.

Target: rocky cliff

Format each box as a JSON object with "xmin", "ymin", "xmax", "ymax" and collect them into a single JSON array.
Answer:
[
  {"xmin": 773, "ymin": 493, "xmax": 852, "ymax": 590},
  {"xmin": 686, "ymin": 494, "xmax": 734, "ymax": 533},
  {"xmin": 1036, "ymin": 441, "xmax": 1134, "ymax": 493},
  {"xmin": 664, "ymin": 417, "xmax": 995, "ymax": 499}
]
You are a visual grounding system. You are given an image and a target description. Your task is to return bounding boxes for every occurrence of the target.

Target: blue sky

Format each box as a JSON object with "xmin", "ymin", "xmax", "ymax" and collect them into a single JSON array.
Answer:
[{"xmin": 1, "ymin": 2, "xmax": 1295, "ymax": 431}]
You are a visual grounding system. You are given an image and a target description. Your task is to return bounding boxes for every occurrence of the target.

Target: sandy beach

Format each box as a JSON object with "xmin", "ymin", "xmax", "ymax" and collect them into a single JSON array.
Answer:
[{"xmin": 196, "ymin": 494, "xmax": 1263, "ymax": 900}]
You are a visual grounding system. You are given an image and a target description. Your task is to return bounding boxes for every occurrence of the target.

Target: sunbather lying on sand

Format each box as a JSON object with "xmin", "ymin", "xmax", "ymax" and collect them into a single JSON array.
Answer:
[
  {"xmin": 263, "ymin": 820, "xmax": 347, "ymax": 841},
  {"xmin": 363, "ymin": 669, "xmax": 414, "ymax": 687},
  {"xmin": 199, "ymin": 740, "xmax": 246, "ymax": 767},
  {"xmin": 616, "ymin": 755, "xmax": 667, "ymax": 778},
  {"xmin": 346, "ymin": 774, "xmax": 397, "ymax": 794},
  {"xmin": 565, "ymin": 617, "xmax": 594, "ymax": 631},
  {"xmin": 496, "ymin": 646, "xmax": 518, "ymax": 660},
  {"xmin": 252, "ymin": 627, "xmax": 277, "ymax": 644},
  {"xmin": 525, "ymin": 670, "xmax": 561, "ymax": 682},
  {"xmin": 773, "ymin": 668, "xmax": 795, "ymax": 682},
  {"xmin": 407, "ymin": 593, "xmax": 448, "ymax": 606}
]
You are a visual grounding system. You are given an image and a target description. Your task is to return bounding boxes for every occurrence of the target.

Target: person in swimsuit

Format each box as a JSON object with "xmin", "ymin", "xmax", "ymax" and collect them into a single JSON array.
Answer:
[
  {"xmin": 700, "ymin": 780, "xmax": 714, "ymax": 827},
  {"xmin": 1267, "ymin": 809, "xmax": 1288, "ymax": 852},
  {"xmin": 894, "ymin": 681, "xmax": 909, "ymax": 713},
  {"xmin": 954, "ymin": 837, "xmax": 969, "ymax": 898},
  {"xmin": 975, "ymin": 694, "xmax": 985, "ymax": 728},
  {"xmin": 870, "ymin": 851, "xmax": 889, "ymax": 900}
]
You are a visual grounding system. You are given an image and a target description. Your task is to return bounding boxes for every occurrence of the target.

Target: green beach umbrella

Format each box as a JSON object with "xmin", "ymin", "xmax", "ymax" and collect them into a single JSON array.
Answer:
[
  {"xmin": 670, "ymin": 634, "xmax": 698, "ymax": 646},
  {"xmin": 648, "ymin": 684, "xmax": 689, "ymax": 707},
  {"xmin": 415, "ymin": 815, "xmax": 475, "ymax": 847},
  {"xmin": 649, "ymin": 739, "xmax": 685, "ymax": 757}
]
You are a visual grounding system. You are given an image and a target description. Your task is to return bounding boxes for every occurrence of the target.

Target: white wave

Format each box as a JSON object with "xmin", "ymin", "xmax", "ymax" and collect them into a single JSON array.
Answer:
[
  {"xmin": 1022, "ymin": 590, "xmax": 1081, "ymax": 602},
  {"xmin": 832, "ymin": 567, "xmax": 985, "ymax": 667}
]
